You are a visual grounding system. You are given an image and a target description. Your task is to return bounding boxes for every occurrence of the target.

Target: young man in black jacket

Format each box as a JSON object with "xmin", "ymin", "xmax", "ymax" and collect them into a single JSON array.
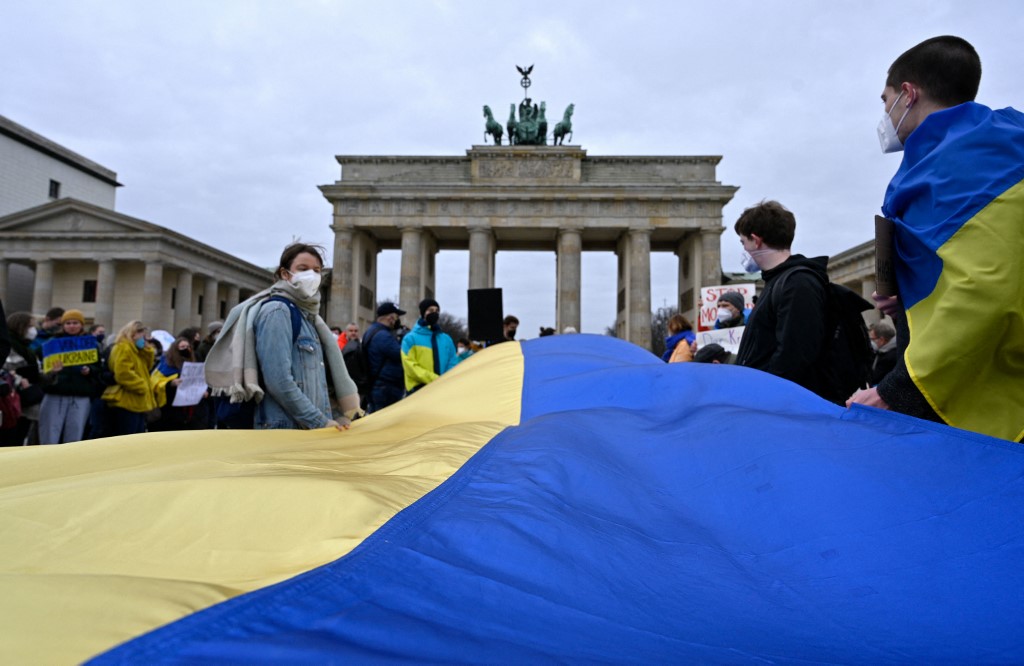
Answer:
[{"xmin": 733, "ymin": 201, "xmax": 835, "ymax": 402}]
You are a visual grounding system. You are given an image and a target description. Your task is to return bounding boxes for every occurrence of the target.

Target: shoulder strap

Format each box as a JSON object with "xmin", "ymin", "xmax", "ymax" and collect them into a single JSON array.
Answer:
[{"xmin": 263, "ymin": 296, "xmax": 303, "ymax": 344}]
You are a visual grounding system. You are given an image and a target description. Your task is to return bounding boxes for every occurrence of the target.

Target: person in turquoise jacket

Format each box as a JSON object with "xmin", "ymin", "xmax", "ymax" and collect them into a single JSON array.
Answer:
[{"xmin": 400, "ymin": 299, "xmax": 460, "ymax": 394}]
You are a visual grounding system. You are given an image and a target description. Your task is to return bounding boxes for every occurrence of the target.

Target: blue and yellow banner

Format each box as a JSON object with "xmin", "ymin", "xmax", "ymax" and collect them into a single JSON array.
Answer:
[
  {"xmin": 41, "ymin": 334, "xmax": 100, "ymax": 373},
  {"xmin": 882, "ymin": 102, "xmax": 1024, "ymax": 441},
  {"xmin": 1, "ymin": 336, "xmax": 1023, "ymax": 663}
]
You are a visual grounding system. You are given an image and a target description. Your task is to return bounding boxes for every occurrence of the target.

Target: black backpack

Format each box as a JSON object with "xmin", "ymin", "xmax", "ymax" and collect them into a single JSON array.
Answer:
[{"xmin": 778, "ymin": 267, "xmax": 875, "ymax": 404}]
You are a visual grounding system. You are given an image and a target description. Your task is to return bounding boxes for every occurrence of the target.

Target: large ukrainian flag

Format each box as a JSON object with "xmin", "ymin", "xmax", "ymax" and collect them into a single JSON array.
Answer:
[
  {"xmin": 2, "ymin": 335, "xmax": 1023, "ymax": 663},
  {"xmin": 882, "ymin": 102, "xmax": 1024, "ymax": 441}
]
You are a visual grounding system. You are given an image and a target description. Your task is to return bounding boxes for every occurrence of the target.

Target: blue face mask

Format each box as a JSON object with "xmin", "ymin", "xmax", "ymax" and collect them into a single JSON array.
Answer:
[{"xmin": 135, "ymin": 337, "xmax": 146, "ymax": 350}]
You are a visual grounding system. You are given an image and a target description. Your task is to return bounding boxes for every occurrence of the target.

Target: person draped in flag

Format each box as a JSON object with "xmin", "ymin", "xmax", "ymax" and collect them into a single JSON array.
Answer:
[{"xmin": 848, "ymin": 36, "xmax": 1024, "ymax": 442}]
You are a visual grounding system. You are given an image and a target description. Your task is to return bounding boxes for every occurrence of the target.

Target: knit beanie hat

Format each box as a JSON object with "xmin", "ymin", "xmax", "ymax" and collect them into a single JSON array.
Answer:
[
  {"xmin": 718, "ymin": 291, "xmax": 745, "ymax": 311},
  {"xmin": 61, "ymin": 309, "xmax": 85, "ymax": 324},
  {"xmin": 419, "ymin": 298, "xmax": 440, "ymax": 318}
]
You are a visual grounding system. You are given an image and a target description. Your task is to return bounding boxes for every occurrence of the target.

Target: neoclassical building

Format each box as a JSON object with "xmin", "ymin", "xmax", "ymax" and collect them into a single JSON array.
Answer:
[
  {"xmin": 0, "ymin": 199, "xmax": 269, "ymax": 331},
  {"xmin": 828, "ymin": 239, "xmax": 883, "ymax": 325},
  {"xmin": 0, "ymin": 114, "xmax": 269, "ymax": 331},
  {"xmin": 320, "ymin": 146, "xmax": 738, "ymax": 348}
]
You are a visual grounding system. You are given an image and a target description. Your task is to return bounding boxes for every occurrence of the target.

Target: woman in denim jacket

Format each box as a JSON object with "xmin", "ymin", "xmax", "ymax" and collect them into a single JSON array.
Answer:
[{"xmin": 251, "ymin": 243, "xmax": 360, "ymax": 430}]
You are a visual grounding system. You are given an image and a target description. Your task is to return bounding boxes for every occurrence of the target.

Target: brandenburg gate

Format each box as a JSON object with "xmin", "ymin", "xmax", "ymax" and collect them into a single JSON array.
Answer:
[{"xmin": 320, "ymin": 145, "xmax": 736, "ymax": 349}]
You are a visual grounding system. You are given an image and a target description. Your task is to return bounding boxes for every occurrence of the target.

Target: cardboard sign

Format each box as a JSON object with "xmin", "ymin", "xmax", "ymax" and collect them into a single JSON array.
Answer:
[
  {"xmin": 697, "ymin": 284, "xmax": 756, "ymax": 331},
  {"xmin": 41, "ymin": 335, "xmax": 99, "ymax": 373},
  {"xmin": 695, "ymin": 327, "xmax": 745, "ymax": 354}
]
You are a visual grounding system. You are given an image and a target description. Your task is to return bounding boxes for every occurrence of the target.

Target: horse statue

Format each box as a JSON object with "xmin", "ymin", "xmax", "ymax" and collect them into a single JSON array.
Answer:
[
  {"xmin": 507, "ymin": 103, "xmax": 518, "ymax": 145},
  {"xmin": 553, "ymin": 103, "xmax": 574, "ymax": 145},
  {"xmin": 483, "ymin": 105, "xmax": 503, "ymax": 145}
]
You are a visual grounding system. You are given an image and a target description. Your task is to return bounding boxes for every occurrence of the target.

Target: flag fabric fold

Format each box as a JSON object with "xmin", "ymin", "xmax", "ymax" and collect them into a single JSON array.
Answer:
[{"xmin": 1, "ymin": 335, "xmax": 1022, "ymax": 663}]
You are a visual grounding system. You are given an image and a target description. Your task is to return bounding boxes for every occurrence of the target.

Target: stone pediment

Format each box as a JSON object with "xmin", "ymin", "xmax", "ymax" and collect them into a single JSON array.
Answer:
[{"xmin": 0, "ymin": 199, "xmax": 159, "ymax": 235}]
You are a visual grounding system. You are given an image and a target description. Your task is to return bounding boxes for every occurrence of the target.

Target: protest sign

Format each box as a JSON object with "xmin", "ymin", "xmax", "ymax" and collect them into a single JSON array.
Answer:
[
  {"xmin": 172, "ymin": 362, "xmax": 208, "ymax": 407},
  {"xmin": 41, "ymin": 335, "xmax": 99, "ymax": 373},
  {"xmin": 697, "ymin": 284, "xmax": 756, "ymax": 331},
  {"xmin": 695, "ymin": 327, "xmax": 745, "ymax": 354}
]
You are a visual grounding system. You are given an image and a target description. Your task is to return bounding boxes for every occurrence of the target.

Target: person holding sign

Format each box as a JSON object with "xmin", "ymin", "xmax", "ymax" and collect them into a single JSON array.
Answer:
[
  {"xmin": 149, "ymin": 337, "xmax": 209, "ymax": 431},
  {"xmin": 38, "ymin": 310, "xmax": 102, "ymax": 444}
]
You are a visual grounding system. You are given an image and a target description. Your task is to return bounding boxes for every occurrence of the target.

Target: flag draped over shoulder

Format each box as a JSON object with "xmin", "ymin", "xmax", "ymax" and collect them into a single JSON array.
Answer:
[
  {"xmin": 882, "ymin": 102, "xmax": 1024, "ymax": 441},
  {"xmin": 1, "ymin": 335, "xmax": 1023, "ymax": 663}
]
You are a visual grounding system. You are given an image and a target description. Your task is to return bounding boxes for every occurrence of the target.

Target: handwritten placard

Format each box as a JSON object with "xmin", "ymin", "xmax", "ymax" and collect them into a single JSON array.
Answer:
[
  {"xmin": 172, "ymin": 362, "xmax": 208, "ymax": 407},
  {"xmin": 695, "ymin": 327, "xmax": 745, "ymax": 354},
  {"xmin": 697, "ymin": 284, "xmax": 755, "ymax": 331}
]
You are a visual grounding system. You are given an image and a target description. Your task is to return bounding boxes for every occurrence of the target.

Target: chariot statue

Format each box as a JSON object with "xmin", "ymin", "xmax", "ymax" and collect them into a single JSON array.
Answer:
[{"xmin": 482, "ymin": 65, "xmax": 574, "ymax": 146}]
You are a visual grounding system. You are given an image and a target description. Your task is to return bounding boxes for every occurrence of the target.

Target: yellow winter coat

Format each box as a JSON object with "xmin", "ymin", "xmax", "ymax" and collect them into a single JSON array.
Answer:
[{"xmin": 102, "ymin": 340, "xmax": 157, "ymax": 413}]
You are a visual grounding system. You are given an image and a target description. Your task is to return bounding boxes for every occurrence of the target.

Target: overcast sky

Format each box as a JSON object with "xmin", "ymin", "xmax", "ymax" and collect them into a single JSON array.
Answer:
[{"xmin": 2, "ymin": 1, "xmax": 1021, "ymax": 336}]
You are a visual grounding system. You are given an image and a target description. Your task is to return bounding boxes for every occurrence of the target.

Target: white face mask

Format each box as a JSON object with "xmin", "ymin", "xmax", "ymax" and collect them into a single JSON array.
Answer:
[
  {"xmin": 717, "ymin": 307, "xmax": 734, "ymax": 323},
  {"xmin": 289, "ymin": 269, "xmax": 321, "ymax": 299},
  {"xmin": 457, "ymin": 346, "xmax": 467, "ymax": 355},
  {"xmin": 26, "ymin": 326, "xmax": 38, "ymax": 341},
  {"xmin": 740, "ymin": 250, "xmax": 761, "ymax": 273},
  {"xmin": 877, "ymin": 91, "xmax": 911, "ymax": 154}
]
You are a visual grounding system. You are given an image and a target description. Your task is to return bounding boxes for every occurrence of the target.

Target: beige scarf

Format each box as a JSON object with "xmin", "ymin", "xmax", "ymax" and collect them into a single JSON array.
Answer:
[{"xmin": 204, "ymin": 280, "xmax": 361, "ymax": 418}]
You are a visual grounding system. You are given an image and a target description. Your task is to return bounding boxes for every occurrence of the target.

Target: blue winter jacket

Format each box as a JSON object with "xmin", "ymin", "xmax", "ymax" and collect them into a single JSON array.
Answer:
[{"xmin": 363, "ymin": 322, "xmax": 404, "ymax": 390}]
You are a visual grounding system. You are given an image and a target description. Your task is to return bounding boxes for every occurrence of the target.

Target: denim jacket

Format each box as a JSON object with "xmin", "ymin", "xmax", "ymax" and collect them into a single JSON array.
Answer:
[{"xmin": 253, "ymin": 300, "xmax": 332, "ymax": 429}]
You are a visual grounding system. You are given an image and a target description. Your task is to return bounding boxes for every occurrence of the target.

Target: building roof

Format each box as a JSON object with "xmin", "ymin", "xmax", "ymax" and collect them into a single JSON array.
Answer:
[{"xmin": 0, "ymin": 114, "xmax": 122, "ymax": 187}]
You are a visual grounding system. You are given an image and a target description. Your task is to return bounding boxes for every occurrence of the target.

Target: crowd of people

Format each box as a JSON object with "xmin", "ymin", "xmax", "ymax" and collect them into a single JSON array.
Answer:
[
  {"xmin": 0, "ymin": 302, "xmax": 225, "ymax": 445},
  {"xmin": 2, "ymin": 36, "xmax": 1018, "ymax": 444}
]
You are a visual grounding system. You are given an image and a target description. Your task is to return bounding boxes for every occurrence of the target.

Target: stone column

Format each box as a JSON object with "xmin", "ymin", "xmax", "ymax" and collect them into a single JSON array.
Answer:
[
  {"xmin": 174, "ymin": 268, "xmax": 193, "ymax": 334},
  {"xmin": 31, "ymin": 259, "xmax": 55, "ymax": 315},
  {"xmin": 420, "ymin": 232, "xmax": 437, "ymax": 301},
  {"xmin": 142, "ymin": 261, "xmax": 164, "ymax": 329},
  {"xmin": 399, "ymin": 226, "xmax": 423, "ymax": 317},
  {"xmin": 330, "ymin": 228, "xmax": 355, "ymax": 327},
  {"xmin": 0, "ymin": 259, "xmax": 8, "ymax": 305},
  {"xmin": 627, "ymin": 228, "xmax": 652, "ymax": 350},
  {"xmin": 202, "ymin": 276, "xmax": 219, "ymax": 327},
  {"xmin": 95, "ymin": 259, "xmax": 117, "ymax": 328},
  {"xmin": 700, "ymin": 228, "xmax": 723, "ymax": 290},
  {"xmin": 226, "ymin": 285, "xmax": 241, "ymax": 311},
  {"xmin": 556, "ymin": 227, "xmax": 582, "ymax": 333},
  {"xmin": 468, "ymin": 226, "xmax": 495, "ymax": 289}
]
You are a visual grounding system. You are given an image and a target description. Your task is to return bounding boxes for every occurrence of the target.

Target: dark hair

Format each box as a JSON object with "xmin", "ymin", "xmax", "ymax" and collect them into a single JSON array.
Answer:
[
  {"xmin": 275, "ymin": 242, "xmax": 326, "ymax": 280},
  {"xmin": 45, "ymin": 307, "xmax": 65, "ymax": 321},
  {"xmin": 887, "ymin": 36, "xmax": 981, "ymax": 107},
  {"xmin": 503, "ymin": 315, "xmax": 519, "ymax": 326},
  {"xmin": 88, "ymin": 324, "xmax": 105, "ymax": 334},
  {"xmin": 166, "ymin": 336, "xmax": 194, "ymax": 370},
  {"xmin": 457, "ymin": 337, "xmax": 471, "ymax": 347},
  {"xmin": 6, "ymin": 311, "xmax": 34, "ymax": 339},
  {"xmin": 667, "ymin": 314, "xmax": 692, "ymax": 335},
  {"xmin": 734, "ymin": 200, "xmax": 796, "ymax": 250},
  {"xmin": 178, "ymin": 327, "xmax": 200, "ymax": 342}
]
